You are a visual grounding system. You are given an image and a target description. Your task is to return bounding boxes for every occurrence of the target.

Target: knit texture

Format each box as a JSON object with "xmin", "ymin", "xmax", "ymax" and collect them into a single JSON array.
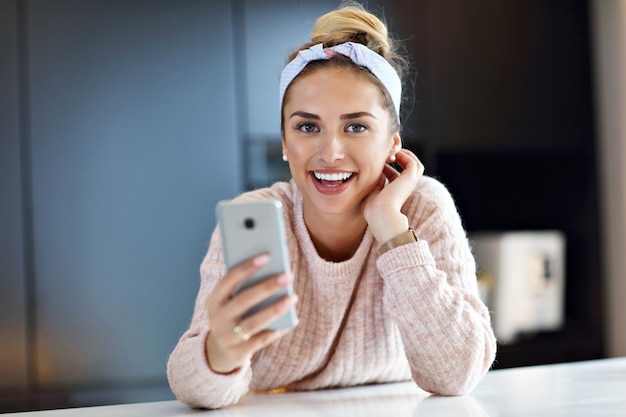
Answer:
[{"xmin": 167, "ymin": 177, "xmax": 497, "ymax": 409}]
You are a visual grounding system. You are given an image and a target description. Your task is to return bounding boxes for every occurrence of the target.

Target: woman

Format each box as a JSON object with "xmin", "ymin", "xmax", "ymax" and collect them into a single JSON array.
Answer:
[{"xmin": 167, "ymin": 2, "xmax": 496, "ymax": 409}]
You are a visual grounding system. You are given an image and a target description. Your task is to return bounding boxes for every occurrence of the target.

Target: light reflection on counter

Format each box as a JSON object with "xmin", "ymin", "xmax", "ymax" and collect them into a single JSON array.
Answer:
[{"xmin": 230, "ymin": 382, "xmax": 488, "ymax": 417}]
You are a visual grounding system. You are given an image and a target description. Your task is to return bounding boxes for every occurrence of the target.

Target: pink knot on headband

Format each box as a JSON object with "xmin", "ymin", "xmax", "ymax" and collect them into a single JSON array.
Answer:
[{"xmin": 279, "ymin": 42, "xmax": 402, "ymax": 120}]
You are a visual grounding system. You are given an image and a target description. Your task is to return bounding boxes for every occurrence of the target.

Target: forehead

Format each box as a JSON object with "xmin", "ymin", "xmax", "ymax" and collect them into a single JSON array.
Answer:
[{"xmin": 285, "ymin": 66, "xmax": 386, "ymax": 108}]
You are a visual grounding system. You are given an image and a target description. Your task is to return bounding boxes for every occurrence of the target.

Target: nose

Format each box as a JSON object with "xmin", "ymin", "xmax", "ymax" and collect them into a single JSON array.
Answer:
[{"xmin": 318, "ymin": 132, "xmax": 345, "ymax": 163}]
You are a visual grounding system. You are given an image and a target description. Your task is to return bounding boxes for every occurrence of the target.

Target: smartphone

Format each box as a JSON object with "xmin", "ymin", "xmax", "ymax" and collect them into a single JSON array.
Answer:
[{"xmin": 216, "ymin": 199, "xmax": 298, "ymax": 330}]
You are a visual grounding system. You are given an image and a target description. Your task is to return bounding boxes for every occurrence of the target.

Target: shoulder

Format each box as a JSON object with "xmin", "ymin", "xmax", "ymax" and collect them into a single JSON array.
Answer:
[
  {"xmin": 230, "ymin": 181, "xmax": 299, "ymax": 223},
  {"xmin": 232, "ymin": 181, "xmax": 295, "ymax": 206},
  {"xmin": 403, "ymin": 175, "xmax": 465, "ymax": 231},
  {"xmin": 204, "ymin": 181, "xmax": 297, "ymax": 265},
  {"xmin": 407, "ymin": 175, "xmax": 457, "ymax": 211}
]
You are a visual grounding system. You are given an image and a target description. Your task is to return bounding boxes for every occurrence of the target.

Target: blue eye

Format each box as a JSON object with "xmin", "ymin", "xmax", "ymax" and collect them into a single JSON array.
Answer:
[
  {"xmin": 296, "ymin": 123, "xmax": 319, "ymax": 133},
  {"xmin": 346, "ymin": 123, "xmax": 367, "ymax": 133}
]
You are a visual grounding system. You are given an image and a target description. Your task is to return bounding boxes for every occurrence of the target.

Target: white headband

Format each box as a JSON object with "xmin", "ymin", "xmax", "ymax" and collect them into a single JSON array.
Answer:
[{"xmin": 279, "ymin": 42, "xmax": 402, "ymax": 119}]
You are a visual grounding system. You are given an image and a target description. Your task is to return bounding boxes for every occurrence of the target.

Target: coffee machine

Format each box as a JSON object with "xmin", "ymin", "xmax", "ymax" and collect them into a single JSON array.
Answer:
[{"xmin": 470, "ymin": 231, "xmax": 566, "ymax": 343}]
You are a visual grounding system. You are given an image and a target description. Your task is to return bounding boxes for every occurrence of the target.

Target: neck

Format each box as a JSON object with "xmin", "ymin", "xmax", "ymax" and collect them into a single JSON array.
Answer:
[{"xmin": 303, "ymin": 204, "xmax": 368, "ymax": 262}]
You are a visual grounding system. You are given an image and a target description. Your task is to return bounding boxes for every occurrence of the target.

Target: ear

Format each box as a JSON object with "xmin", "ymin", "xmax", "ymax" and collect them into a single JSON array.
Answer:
[{"xmin": 389, "ymin": 132, "xmax": 402, "ymax": 158}]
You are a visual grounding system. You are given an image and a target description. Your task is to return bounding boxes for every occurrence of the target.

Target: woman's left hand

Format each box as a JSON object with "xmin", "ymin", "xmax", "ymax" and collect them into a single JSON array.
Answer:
[{"xmin": 362, "ymin": 148, "xmax": 424, "ymax": 244}]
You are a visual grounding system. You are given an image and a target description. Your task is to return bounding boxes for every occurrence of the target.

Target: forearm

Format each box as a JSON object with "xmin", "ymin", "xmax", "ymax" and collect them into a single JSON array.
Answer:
[{"xmin": 378, "ymin": 242, "xmax": 496, "ymax": 395}]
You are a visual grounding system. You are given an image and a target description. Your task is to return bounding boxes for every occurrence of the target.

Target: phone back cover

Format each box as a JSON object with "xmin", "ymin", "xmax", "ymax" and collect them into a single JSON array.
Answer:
[{"xmin": 217, "ymin": 199, "xmax": 296, "ymax": 329}]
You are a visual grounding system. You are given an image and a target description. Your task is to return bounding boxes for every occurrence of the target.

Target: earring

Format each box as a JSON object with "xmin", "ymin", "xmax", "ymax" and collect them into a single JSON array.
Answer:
[
  {"xmin": 388, "ymin": 154, "xmax": 396, "ymax": 163},
  {"xmin": 282, "ymin": 154, "xmax": 288, "ymax": 162}
]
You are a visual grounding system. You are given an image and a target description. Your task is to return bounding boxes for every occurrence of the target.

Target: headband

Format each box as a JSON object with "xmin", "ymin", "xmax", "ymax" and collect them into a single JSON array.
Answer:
[{"xmin": 279, "ymin": 42, "xmax": 402, "ymax": 119}]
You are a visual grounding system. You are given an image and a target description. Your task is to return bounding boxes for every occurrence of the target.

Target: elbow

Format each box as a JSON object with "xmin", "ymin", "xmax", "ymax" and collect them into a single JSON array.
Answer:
[
  {"xmin": 416, "ymin": 366, "xmax": 484, "ymax": 397},
  {"xmin": 167, "ymin": 364, "xmax": 235, "ymax": 410},
  {"xmin": 166, "ymin": 342, "xmax": 250, "ymax": 410},
  {"xmin": 416, "ymin": 332, "xmax": 497, "ymax": 396},
  {"xmin": 166, "ymin": 358, "xmax": 208, "ymax": 409},
  {"xmin": 417, "ymin": 374, "xmax": 476, "ymax": 397}
]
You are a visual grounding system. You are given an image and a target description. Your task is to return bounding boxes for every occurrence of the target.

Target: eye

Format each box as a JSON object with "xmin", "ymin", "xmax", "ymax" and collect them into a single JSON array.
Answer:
[
  {"xmin": 296, "ymin": 123, "xmax": 319, "ymax": 133},
  {"xmin": 346, "ymin": 123, "xmax": 367, "ymax": 133}
]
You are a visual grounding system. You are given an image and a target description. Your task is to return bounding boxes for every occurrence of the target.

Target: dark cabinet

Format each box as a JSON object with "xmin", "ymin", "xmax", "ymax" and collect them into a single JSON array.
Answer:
[{"xmin": 387, "ymin": 0, "xmax": 603, "ymax": 367}]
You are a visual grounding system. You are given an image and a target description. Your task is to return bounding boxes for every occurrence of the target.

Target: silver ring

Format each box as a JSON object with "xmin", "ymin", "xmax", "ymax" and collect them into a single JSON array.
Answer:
[{"xmin": 233, "ymin": 325, "xmax": 250, "ymax": 341}]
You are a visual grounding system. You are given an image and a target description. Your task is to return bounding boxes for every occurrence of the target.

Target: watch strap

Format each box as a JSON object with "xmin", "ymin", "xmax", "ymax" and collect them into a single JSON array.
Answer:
[{"xmin": 378, "ymin": 227, "xmax": 418, "ymax": 255}]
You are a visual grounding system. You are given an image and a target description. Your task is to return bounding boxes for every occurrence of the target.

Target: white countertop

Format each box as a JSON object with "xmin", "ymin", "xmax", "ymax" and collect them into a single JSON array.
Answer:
[{"xmin": 8, "ymin": 357, "xmax": 626, "ymax": 416}]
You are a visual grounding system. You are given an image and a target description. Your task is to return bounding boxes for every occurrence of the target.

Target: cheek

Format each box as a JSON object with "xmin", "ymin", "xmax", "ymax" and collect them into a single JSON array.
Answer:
[
  {"xmin": 362, "ymin": 147, "xmax": 388, "ymax": 172},
  {"xmin": 373, "ymin": 160, "xmax": 388, "ymax": 180},
  {"xmin": 286, "ymin": 143, "xmax": 308, "ymax": 162},
  {"xmin": 284, "ymin": 143, "xmax": 312, "ymax": 175}
]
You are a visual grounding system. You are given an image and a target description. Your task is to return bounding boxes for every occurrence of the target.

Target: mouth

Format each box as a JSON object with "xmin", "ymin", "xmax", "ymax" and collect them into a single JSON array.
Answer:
[{"xmin": 309, "ymin": 171, "xmax": 355, "ymax": 195}]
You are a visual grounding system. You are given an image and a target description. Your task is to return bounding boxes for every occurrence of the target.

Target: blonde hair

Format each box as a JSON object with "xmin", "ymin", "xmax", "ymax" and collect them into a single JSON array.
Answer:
[{"xmin": 283, "ymin": 1, "xmax": 410, "ymax": 132}]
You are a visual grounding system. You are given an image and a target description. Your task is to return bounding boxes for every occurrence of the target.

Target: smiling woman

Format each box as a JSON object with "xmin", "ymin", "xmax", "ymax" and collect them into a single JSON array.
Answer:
[
  {"xmin": 286, "ymin": 77, "xmax": 405, "ymax": 262},
  {"xmin": 166, "ymin": 1, "xmax": 496, "ymax": 410}
]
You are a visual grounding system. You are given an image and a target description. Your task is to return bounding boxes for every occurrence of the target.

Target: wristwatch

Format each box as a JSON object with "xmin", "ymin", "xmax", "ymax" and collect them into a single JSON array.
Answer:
[{"xmin": 378, "ymin": 227, "xmax": 419, "ymax": 255}]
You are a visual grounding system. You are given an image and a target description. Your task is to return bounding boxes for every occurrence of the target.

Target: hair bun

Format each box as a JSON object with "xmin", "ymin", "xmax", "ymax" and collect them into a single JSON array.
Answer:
[{"xmin": 311, "ymin": 3, "xmax": 390, "ymax": 57}]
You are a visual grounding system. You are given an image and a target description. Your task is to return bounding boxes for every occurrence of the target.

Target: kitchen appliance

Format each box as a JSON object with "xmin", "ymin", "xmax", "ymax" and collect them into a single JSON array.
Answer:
[{"xmin": 470, "ymin": 231, "xmax": 566, "ymax": 343}]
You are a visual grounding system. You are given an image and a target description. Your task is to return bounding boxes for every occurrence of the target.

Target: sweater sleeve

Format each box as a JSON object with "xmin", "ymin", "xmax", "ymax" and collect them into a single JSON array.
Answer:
[
  {"xmin": 166, "ymin": 228, "xmax": 253, "ymax": 409},
  {"xmin": 376, "ymin": 178, "xmax": 497, "ymax": 396}
]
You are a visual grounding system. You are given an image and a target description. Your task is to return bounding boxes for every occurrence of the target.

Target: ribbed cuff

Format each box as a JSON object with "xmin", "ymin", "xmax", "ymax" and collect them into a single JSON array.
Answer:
[{"xmin": 376, "ymin": 240, "xmax": 434, "ymax": 277}]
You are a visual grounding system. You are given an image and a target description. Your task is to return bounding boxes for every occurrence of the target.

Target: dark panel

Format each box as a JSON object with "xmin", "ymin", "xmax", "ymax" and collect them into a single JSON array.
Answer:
[
  {"xmin": 426, "ymin": 0, "xmax": 594, "ymax": 148},
  {"xmin": 0, "ymin": 0, "xmax": 29, "ymax": 394}
]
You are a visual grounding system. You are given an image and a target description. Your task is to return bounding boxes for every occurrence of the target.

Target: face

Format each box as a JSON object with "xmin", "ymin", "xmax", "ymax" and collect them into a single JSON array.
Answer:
[{"xmin": 282, "ymin": 66, "xmax": 401, "ymax": 220}]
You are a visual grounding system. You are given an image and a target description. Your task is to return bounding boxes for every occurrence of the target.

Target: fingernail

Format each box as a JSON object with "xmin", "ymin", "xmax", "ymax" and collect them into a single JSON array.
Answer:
[
  {"xmin": 289, "ymin": 294, "xmax": 299, "ymax": 305},
  {"xmin": 276, "ymin": 273, "xmax": 289, "ymax": 285},
  {"xmin": 252, "ymin": 254, "xmax": 269, "ymax": 266}
]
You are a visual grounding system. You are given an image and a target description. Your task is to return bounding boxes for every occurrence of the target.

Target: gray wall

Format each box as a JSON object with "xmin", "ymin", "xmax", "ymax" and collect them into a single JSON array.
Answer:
[
  {"xmin": 243, "ymin": 0, "xmax": 337, "ymax": 135},
  {"xmin": 240, "ymin": 0, "xmax": 343, "ymax": 188},
  {"xmin": 26, "ymin": 0, "xmax": 242, "ymax": 388},
  {"xmin": 0, "ymin": 0, "xmax": 339, "ymax": 410}
]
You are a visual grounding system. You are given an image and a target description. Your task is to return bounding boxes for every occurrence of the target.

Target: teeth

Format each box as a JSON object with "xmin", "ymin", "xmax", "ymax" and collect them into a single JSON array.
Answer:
[{"xmin": 314, "ymin": 172, "xmax": 353, "ymax": 181}]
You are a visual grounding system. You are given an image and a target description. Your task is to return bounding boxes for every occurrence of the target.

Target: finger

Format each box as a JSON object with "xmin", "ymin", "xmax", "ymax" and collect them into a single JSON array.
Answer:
[
  {"xmin": 396, "ymin": 149, "xmax": 424, "ymax": 175},
  {"xmin": 226, "ymin": 292, "xmax": 297, "ymax": 355},
  {"xmin": 382, "ymin": 163, "xmax": 401, "ymax": 182},
  {"xmin": 232, "ymin": 327, "xmax": 292, "ymax": 357},
  {"xmin": 210, "ymin": 253, "xmax": 269, "ymax": 306},
  {"xmin": 374, "ymin": 170, "xmax": 388, "ymax": 190},
  {"xmin": 222, "ymin": 272, "xmax": 294, "ymax": 321},
  {"xmin": 389, "ymin": 154, "xmax": 422, "ymax": 186},
  {"xmin": 252, "ymin": 327, "xmax": 292, "ymax": 349},
  {"xmin": 236, "ymin": 293, "xmax": 298, "ymax": 338}
]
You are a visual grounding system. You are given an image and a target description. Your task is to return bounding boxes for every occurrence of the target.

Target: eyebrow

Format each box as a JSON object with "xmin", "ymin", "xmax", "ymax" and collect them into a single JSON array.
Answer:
[
  {"xmin": 289, "ymin": 111, "xmax": 320, "ymax": 120},
  {"xmin": 288, "ymin": 111, "xmax": 377, "ymax": 120},
  {"xmin": 340, "ymin": 112, "xmax": 377, "ymax": 120}
]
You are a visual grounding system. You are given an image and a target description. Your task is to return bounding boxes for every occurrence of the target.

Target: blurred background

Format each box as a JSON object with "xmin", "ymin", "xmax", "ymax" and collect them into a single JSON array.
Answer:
[{"xmin": 1, "ymin": 0, "xmax": 625, "ymax": 412}]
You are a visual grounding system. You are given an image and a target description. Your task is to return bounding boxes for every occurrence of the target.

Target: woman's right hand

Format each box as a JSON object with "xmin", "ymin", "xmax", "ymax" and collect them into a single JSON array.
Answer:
[{"xmin": 205, "ymin": 254, "xmax": 298, "ymax": 374}]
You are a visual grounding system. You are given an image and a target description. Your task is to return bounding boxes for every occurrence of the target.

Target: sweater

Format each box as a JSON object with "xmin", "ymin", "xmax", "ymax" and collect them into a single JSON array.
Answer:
[{"xmin": 167, "ymin": 176, "xmax": 497, "ymax": 409}]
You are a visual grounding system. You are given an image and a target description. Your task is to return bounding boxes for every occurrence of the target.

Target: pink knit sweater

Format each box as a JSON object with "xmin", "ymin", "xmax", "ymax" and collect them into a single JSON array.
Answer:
[{"xmin": 167, "ymin": 177, "xmax": 497, "ymax": 409}]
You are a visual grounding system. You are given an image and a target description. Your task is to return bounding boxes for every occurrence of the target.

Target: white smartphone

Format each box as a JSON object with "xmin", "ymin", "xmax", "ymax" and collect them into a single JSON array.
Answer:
[{"xmin": 216, "ymin": 199, "xmax": 297, "ymax": 330}]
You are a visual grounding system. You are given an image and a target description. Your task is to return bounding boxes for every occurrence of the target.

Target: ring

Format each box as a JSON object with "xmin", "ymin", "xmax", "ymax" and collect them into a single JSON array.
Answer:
[{"xmin": 233, "ymin": 325, "xmax": 250, "ymax": 341}]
